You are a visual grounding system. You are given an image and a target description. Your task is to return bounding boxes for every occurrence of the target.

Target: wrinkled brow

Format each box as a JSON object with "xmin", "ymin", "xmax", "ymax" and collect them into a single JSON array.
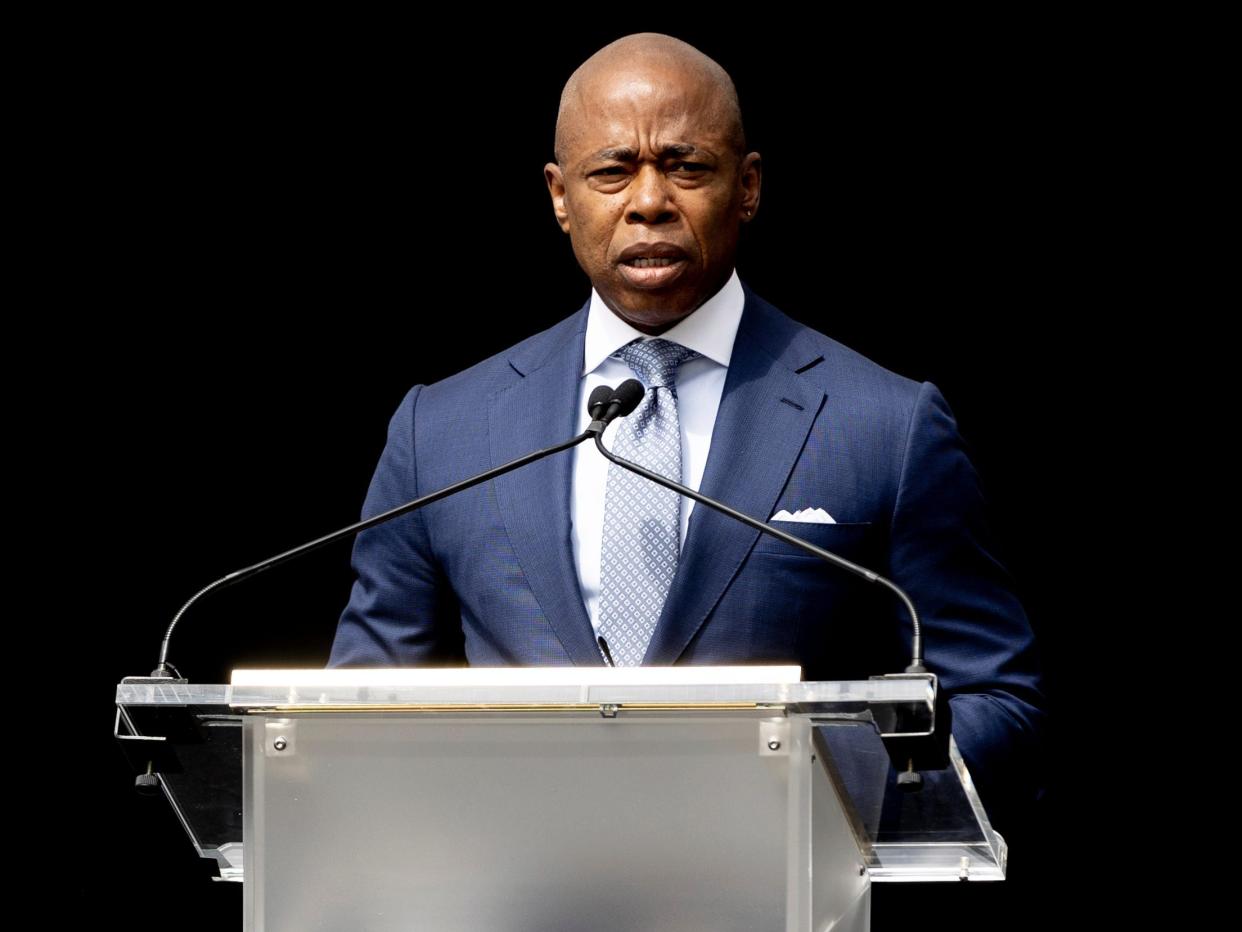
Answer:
[{"xmin": 589, "ymin": 143, "xmax": 703, "ymax": 162}]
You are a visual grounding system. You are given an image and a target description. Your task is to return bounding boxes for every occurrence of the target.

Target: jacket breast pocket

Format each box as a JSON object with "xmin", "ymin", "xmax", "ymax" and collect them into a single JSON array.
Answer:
[{"xmin": 750, "ymin": 520, "xmax": 875, "ymax": 558}]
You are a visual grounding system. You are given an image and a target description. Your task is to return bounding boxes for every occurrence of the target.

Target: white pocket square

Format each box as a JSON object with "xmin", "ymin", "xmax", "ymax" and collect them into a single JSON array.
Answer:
[{"xmin": 769, "ymin": 508, "xmax": 836, "ymax": 524}]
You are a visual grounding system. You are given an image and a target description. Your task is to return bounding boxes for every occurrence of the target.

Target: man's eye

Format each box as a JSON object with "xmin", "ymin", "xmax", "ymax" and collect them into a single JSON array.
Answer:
[
  {"xmin": 672, "ymin": 162, "xmax": 708, "ymax": 173},
  {"xmin": 592, "ymin": 167, "xmax": 626, "ymax": 176}
]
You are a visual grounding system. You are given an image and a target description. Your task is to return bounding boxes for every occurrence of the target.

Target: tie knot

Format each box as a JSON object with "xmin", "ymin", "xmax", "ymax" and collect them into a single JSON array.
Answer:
[{"xmin": 613, "ymin": 338, "xmax": 700, "ymax": 389}]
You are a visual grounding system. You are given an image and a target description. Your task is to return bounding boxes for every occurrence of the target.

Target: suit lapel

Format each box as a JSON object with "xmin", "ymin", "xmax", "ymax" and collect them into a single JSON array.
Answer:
[
  {"xmin": 487, "ymin": 302, "xmax": 602, "ymax": 666},
  {"xmin": 643, "ymin": 286, "xmax": 826, "ymax": 664}
]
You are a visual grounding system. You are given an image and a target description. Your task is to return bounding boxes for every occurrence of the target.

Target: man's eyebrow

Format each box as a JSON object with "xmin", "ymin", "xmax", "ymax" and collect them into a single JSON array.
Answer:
[{"xmin": 587, "ymin": 143, "xmax": 709, "ymax": 162}]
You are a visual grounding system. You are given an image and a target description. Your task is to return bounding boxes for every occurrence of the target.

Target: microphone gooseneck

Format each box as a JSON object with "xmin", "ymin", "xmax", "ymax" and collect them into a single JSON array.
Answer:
[{"xmin": 152, "ymin": 389, "xmax": 619, "ymax": 679}]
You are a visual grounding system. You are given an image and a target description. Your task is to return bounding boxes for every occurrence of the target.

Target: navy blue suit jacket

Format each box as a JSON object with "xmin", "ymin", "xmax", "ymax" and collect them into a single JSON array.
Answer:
[{"xmin": 329, "ymin": 281, "xmax": 1046, "ymax": 821}]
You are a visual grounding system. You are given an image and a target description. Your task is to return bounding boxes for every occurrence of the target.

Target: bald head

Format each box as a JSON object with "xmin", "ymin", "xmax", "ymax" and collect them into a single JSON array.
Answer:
[{"xmin": 553, "ymin": 33, "xmax": 746, "ymax": 167}]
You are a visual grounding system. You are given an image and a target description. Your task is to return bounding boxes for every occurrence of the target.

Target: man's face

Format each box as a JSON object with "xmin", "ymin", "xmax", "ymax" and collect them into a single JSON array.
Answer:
[{"xmin": 545, "ymin": 64, "xmax": 761, "ymax": 333}]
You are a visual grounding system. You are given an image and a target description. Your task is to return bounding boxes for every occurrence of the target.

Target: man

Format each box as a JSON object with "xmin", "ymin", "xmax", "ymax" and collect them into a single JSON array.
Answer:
[{"xmin": 328, "ymin": 33, "xmax": 1044, "ymax": 825}]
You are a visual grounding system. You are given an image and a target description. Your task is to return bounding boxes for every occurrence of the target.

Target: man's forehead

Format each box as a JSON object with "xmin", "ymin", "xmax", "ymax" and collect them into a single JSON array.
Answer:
[
  {"xmin": 576, "ymin": 63, "xmax": 723, "ymax": 116},
  {"xmin": 564, "ymin": 67, "xmax": 732, "ymax": 159},
  {"xmin": 553, "ymin": 35, "xmax": 744, "ymax": 168}
]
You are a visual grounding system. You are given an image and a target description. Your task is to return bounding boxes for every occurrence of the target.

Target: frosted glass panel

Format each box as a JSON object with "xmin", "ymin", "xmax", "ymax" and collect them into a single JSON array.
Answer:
[{"xmin": 245, "ymin": 712, "xmax": 819, "ymax": 932}]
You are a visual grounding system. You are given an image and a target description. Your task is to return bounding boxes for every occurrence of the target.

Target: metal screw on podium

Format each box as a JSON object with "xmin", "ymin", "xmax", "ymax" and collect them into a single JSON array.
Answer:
[
  {"xmin": 896, "ymin": 757, "xmax": 923, "ymax": 791},
  {"xmin": 134, "ymin": 761, "xmax": 160, "ymax": 796},
  {"xmin": 767, "ymin": 738, "xmax": 781, "ymax": 751},
  {"xmin": 273, "ymin": 736, "xmax": 288, "ymax": 751}
]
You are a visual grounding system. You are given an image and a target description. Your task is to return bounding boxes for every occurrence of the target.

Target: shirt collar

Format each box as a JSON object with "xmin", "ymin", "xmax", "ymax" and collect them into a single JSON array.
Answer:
[{"xmin": 582, "ymin": 268, "xmax": 745, "ymax": 376}]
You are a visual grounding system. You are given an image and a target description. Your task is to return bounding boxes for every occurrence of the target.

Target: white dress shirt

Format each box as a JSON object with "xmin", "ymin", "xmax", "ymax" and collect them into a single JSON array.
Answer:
[{"xmin": 571, "ymin": 268, "xmax": 746, "ymax": 633}]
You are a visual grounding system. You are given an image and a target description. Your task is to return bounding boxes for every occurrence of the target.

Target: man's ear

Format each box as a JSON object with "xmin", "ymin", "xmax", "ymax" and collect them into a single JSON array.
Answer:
[
  {"xmin": 544, "ymin": 162, "xmax": 572, "ymax": 233},
  {"xmin": 740, "ymin": 151, "xmax": 762, "ymax": 222}
]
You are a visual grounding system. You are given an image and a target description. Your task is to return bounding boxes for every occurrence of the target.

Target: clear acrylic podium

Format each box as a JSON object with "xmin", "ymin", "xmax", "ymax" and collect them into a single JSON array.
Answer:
[{"xmin": 115, "ymin": 667, "xmax": 1006, "ymax": 932}]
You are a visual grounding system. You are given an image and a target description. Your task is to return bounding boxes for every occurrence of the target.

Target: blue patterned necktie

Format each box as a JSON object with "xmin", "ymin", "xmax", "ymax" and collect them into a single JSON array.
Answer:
[{"xmin": 597, "ymin": 337, "xmax": 701, "ymax": 666}]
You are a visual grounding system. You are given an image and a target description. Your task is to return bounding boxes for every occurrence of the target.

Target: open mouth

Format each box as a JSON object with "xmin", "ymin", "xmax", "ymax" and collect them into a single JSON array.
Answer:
[
  {"xmin": 617, "ymin": 246, "xmax": 690, "ymax": 287},
  {"xmin": 619, "ymin": 256, "xmax": 688, "ymax": 287},
  {"xmin": 622, "ymin": 257, "xmax": 681, "ymax": 268}
]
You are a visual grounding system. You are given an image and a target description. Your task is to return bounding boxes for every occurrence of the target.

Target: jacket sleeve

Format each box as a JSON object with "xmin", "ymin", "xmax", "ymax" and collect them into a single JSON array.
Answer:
[
  {"xmin": 888, "ymin": 380, "xmax": 1048, "ymax": 827},
  {"xmin": 327, "ymin": 385, "xmax": 464, "ymax": 666}
]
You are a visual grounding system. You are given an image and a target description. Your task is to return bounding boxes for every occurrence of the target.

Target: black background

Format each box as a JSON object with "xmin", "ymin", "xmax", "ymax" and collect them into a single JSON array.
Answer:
[{"xmin": 64, "ymin": 15, "xmax": 1154, "ymax": 930}]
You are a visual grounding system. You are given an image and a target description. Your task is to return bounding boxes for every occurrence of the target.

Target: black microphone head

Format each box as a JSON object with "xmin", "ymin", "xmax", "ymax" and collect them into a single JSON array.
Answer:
[
  {"xmin": 588, "ymin": 385, "xmax": 614, "ymax": 420},
  {"xmin": 611, "ymin": 379, "xmax": 645, "ymax": 417}
]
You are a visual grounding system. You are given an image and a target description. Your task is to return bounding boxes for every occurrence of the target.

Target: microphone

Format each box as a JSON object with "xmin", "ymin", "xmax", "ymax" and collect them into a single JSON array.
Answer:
[
  {"xmin": 593, "ymin": 384, "xmax": 927, "ymax": 675},
  {"xmin": 586, "ymin": 378, "xmax": 644, "ymax": 435},
  {"xmin": 586, "ymin": 384, "xmax": 614, "ymax": 424},
  {"xmin": 148, "ymin": 388, "xmax": 618, "ymax": 680}
]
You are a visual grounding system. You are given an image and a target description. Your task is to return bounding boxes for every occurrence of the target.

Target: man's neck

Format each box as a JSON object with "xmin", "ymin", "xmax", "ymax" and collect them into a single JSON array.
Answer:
[
  {"xmin": 601, "ymin": 269, "xmax": 736, "ymax": 335},
  {"xmin": 583, "ymin": 268, "xmax": 745, "ymax": 376}
]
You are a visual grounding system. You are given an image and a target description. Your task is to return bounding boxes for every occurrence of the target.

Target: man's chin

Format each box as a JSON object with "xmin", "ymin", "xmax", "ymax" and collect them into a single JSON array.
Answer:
[{"xmin": 603, "ymin": 297, "xmax": 700, "ymax": 336}]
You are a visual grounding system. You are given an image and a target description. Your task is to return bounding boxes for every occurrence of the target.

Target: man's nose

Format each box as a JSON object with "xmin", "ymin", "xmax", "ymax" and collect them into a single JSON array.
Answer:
[{"xmin": 625, "ymin": 164, "xmax": 677, "ymax": 225}]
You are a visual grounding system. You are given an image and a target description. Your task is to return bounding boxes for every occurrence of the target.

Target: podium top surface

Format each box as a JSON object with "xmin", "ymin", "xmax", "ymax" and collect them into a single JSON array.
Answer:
[{"xmin": 117, "ymin": 666, "xmax": 936, "ymax": 723}]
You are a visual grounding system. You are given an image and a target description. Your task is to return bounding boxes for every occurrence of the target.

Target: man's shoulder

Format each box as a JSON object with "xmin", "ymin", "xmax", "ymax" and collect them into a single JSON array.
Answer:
[
  {"xmin": 742, "ymin": 285, "xmax": 925, "ymax": 406},
  {"xmin": 418, "ymin": 298, "xmax": 589, "ymax": 404}
]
